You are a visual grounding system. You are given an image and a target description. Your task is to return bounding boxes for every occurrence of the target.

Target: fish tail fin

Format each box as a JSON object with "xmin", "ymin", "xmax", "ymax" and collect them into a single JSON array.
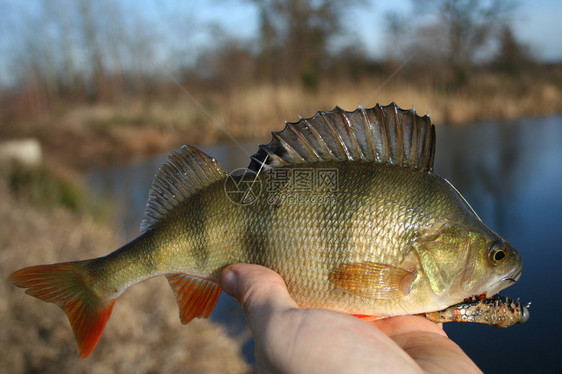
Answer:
[{"xmin": 9, "ymin": 261, "xmax": 116, "ymax": 359}]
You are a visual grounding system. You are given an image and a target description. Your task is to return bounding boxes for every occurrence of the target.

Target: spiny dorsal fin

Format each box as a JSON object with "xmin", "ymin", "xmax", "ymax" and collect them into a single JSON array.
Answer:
[
  {"xmin": 248, "ymin": 102, "xmax": 436, "ymax": 172},
  {"xmin": 140, "ymin": 145, "xmax": 226, "ymax": 232}
]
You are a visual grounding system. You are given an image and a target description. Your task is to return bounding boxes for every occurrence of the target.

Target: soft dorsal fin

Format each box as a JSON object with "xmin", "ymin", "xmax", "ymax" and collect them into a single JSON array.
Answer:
[
  {"xmin": 248, "ymin": 102, "xmax": 436, "ymax": 172},
  {"xmin": 140, "ymin": 145, "xmax": 226, "ymax": 232}
]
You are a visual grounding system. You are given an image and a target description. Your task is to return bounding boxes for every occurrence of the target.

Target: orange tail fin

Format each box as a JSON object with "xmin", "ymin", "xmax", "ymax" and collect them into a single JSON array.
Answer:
[{"xmin": 9, "ymin": 262, "xmax": 116, "ymax": 359}]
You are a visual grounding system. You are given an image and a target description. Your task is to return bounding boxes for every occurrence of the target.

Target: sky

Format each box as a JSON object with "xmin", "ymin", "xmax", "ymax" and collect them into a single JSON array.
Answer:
[{"xmin": 512, "ymin": 0, "xmax": 562, "ymax": 61}]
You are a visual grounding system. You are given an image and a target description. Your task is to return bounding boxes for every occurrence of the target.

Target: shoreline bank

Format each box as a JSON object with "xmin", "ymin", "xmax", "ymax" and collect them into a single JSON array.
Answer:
[{"xmin": 3, "ymin": 78, "xmax": 562, "ymax": 170}]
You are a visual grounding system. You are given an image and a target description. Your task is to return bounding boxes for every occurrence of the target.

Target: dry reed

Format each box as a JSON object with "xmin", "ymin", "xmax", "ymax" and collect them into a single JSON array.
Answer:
[{"xmin": 7, "ymin": 77, "xmax": 562, "ymax": 170}]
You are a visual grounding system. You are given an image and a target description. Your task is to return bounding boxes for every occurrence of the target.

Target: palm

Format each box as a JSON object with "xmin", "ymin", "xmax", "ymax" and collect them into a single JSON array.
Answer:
[{"xmin": 221, "ymin": 264, "xmax": 482, "ymax": 374}]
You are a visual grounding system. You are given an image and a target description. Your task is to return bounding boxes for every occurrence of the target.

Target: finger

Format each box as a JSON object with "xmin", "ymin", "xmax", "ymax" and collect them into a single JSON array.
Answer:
[
  {"xmin": 395, "ymin": 331, "xmax": 482, "ymax": 373},
  {"xmin": 372, "ymin": 315, "xmax": 448, "ymax": 338},
  {"xmin": 220, "ymin": 264, "xmax": 299, "ymax": 328},
  {"xmin": 374, "ymin": 317, "xmax": 482, "ymax": 373}
]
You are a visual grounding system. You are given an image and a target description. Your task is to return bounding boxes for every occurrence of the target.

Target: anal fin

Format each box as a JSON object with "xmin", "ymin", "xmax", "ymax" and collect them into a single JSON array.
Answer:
[{"xmin": 166, "ymin": 274, "xmax": 222, "ymax": 324}]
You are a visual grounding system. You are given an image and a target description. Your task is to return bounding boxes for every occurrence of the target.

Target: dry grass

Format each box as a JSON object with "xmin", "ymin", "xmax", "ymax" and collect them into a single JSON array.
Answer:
[{"xmin": 0, "ymin": 166, "xmax": 249, "ymax": 374}]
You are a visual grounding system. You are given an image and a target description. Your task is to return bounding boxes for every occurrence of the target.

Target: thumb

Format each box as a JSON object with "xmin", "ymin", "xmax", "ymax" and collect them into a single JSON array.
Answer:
[{"xmin": 220, "ymin": 264, "xmax": 298, "ymax": 326}]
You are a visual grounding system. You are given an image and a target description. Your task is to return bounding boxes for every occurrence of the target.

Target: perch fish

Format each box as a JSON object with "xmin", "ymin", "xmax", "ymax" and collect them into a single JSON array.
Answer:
[{"xmin": 10, "ymin": 103, "xmax": 526, "ymax": 358}]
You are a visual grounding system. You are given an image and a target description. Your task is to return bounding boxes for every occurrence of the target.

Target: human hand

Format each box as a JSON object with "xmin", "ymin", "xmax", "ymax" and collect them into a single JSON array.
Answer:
[{"xmin": 220, "ymin": 264, "xmax": 482, "ymax": 374}]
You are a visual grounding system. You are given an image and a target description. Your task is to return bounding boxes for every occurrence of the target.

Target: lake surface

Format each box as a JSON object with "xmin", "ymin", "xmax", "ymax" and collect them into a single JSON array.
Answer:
[{"xmin": 88, "ymin": 115, "xmax": 562, "ymax": 373}]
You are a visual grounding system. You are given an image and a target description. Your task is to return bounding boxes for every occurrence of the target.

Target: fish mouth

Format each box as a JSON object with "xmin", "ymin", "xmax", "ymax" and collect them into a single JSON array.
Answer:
[
  {"xmin": 501, "ymin": 258, "xmax": 523, "ymax": 284},
  {"xmin": 500, "ymin": 269, "xmax": 521, "ymax": 284},
  {"xmin": 486, "ymin": 264, "xmax": 522, "ymax": 297},
  {"xmin": 487, "ymin": 265, "xmax": 530, "ymax": 325},
  {"xmin": 501, "ymin": 276, "xmax": 519, "ymax": 284},
  {"xmin": 508, "ymin": 261, "xmax": 523, "ymax": 282},
  {"xmin": 491, "ymin": 277, "xmax": 518, "ymax": 295}
]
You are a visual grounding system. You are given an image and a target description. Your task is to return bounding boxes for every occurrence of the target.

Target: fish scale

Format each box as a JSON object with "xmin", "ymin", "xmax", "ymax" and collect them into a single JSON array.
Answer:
[{"xmin": 9, "ymin": 103, "xmax": 525, "ymax": 358}]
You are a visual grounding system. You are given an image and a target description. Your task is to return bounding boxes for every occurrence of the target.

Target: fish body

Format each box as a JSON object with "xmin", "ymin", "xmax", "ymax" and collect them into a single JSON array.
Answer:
[{"xmin": 9, "ymin": 103, "xmax": 524, "ymax": 358}]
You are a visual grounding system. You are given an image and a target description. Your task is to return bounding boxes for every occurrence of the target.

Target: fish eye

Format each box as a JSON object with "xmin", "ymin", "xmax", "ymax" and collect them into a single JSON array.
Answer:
[{"xmin": 489, "ymin": 241, "xmax": 507, "ymax": 265}]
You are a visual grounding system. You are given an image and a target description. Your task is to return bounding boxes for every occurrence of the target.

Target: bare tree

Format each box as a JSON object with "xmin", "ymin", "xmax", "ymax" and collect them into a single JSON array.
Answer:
[
  {"xmin": 411, "ymin": 0, "xmax": 517, "ymax": 85},
  {"xmin": 78, "ymin": 0, "xmax": 107, "ymax": 101},
  {"xmin": 251, "ymin": 0, "xmax": 365, "ymax": 88},
  {"xmin": 0, "ymin": 0, "xmax": 168, "ymax": 105},
  {"xmin": 490, "ymin": 24, "xmax": 534, "ymax": 75}
]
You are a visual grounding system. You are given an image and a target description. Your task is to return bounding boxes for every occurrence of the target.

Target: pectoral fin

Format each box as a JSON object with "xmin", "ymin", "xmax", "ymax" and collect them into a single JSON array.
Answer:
[{"xmin": 328, "ymin": 262, "xmax": 416, "ymax": 300}]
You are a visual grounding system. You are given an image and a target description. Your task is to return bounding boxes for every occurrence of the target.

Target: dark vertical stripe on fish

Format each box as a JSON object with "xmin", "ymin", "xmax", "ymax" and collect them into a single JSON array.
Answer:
[
  {"xmin": 240, "ymin": 174, "xmax": 272, "ymax": 265},
  {"xmin": 318, "ymin": 163, "xmax": 352, "ymax": 267},
  {"xmin": 189, "ymin": 194, "xmax": 210, "ymax": 269}
]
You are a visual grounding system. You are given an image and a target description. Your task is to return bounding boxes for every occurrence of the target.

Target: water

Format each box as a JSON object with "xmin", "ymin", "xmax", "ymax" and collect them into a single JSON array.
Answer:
[{"xmin": 87, "ymin": 115, "xmax": 562, "ymax": 373}]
